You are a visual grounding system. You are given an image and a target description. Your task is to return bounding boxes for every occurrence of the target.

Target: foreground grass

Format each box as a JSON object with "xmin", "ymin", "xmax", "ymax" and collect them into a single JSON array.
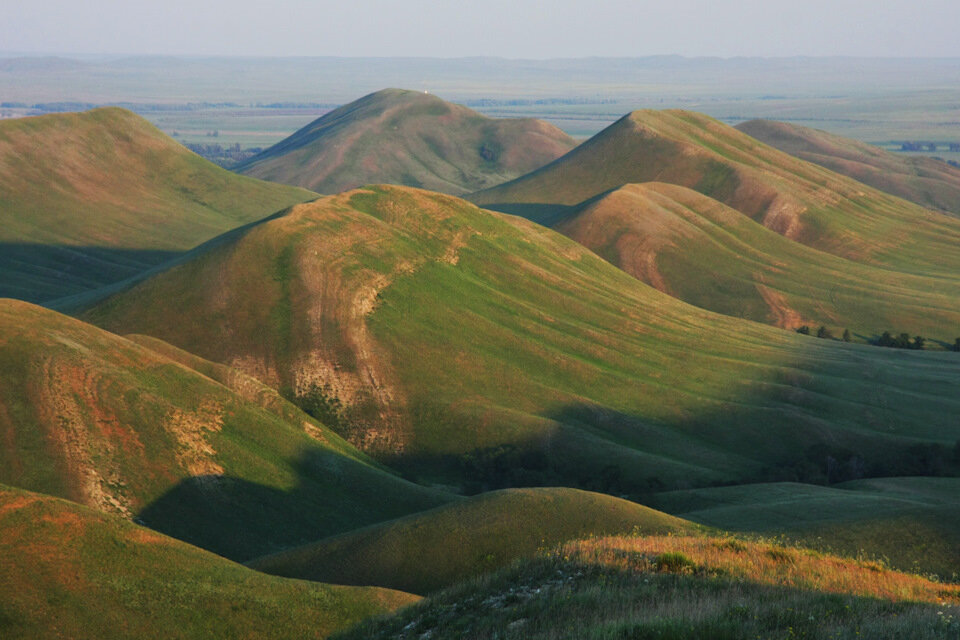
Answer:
[
  {"xmin": 339, "ymin": 535, "xmax": 960, "ymax": 640},
  {"xmin": 0, "ymin": 485, "xmax": 418, "ymax": 640}
]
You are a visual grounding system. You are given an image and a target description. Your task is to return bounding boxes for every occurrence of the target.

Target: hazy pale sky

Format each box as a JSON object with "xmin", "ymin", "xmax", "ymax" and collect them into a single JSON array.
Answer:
[{"xmin": 4, "ymin": 0, "xmax": 960, "ymax": 59}]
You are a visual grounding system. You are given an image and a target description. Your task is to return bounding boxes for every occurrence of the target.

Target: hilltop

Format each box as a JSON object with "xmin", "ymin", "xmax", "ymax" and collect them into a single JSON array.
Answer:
[
  {"xmin": 0, "ymin": 484, "xmax": 417, "ymax": 640},
  {"xmin": 0, "ymin": 107, "xmax": 315, "ymax": 303},
  {"xmin": 550, "ymin": 182, "xmax": 960, "ymax": 340},
  {"xmin": 248, "ymin": 488, "xmax": 694, "ymax": 595},
  {"xmin": 0, "ymin": 299, "xmax": 450, "ymax": 560},
  {"xmin": 470, "ymin": 109, "xmax": 960, "ymax": 275},
  {"xmin": 82, "ymin": 185, "xmax": 960, "ymax": 500},
  {"xmin": 737, "ymin": 118, "xmax": 960, "ymax": 216},
  {"xmin": 237, "ymin": 88, "xmax": 576, "ymax": 195}
]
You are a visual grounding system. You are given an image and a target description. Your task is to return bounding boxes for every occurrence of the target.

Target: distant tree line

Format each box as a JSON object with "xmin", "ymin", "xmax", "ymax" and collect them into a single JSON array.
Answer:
[
  {"xmin": 898, "ymin": 141, "xmax": 960, "ymax": 152},
  {"xmin": 464, "ymin": 97, "xmax": 619, "ymax": 108},
  {"xmin": 796, "ymin": 325, "xmax": 960, "ymax": 351},
  {"xmin": 251, "ymin": 102, "xmax": 338, "ymax": 109},
  {"xmin": 795, "ymin": 325, "xmax": 851, "ymax": 342},
  {"xmin": 758, "ymin": 440, "xmax": 960, "ymax": 485}
]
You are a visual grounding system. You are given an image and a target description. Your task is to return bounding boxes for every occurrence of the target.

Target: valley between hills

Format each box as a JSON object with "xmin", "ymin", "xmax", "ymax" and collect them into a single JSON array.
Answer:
[{"xmin": 1, "ymin": 86, "xmax": 959, "ymax": 639}]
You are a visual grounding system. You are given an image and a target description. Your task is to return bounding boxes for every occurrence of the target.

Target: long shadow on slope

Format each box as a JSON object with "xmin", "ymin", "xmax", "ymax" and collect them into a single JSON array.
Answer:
[
  {"xmin": 382, "ymin": 365, "xmax": 960, "ymax": 503},
  {"xmin": 0, "ymin": 243, "xmax": 183, "ymax": 304},
  {"xmin": 136, "ymin": 447, "xmax": 451, "ymax": 563}
]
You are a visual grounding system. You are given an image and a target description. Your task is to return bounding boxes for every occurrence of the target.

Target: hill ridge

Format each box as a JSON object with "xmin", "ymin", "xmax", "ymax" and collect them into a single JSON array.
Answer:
[
  {"xmin": 238, "ymin": 88, "xmax": 577, "ymax": 195},
  {"xmin": 0, "ymin": 106, "xmax": 315, "ymax": 303}
]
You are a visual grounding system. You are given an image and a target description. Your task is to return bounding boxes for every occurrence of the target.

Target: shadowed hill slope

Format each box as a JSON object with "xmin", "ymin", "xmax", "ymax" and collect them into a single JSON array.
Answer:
[
  {"xmin": 0, "ymin": 107, "xmax": 315, "ymax": 303},
  {"xmin": 237, "ymin": 88, "xmax": 576, "ymax": 196},
  {"xmin": 0, "ymin": 299, "xmax": 450, "ymax": 560},
  {"xmin": 0, "ymin": 484, "xmax": 418, "ymax": 640},
  {"xmin": 83, "ymin": 185, "xmax": 960, "ymax": 496},
  {"xmin": 737, "ymin": 118, "xmax": 960, "ymax": 216},
  {"xmin": 470, "ymin": 109, "xmax": 960, "ymax": 275},
  {"xmin": 248, "ymin": 487, "xmax": 694, "ymax": 595},
  {"xmin": 552, "ymin": 182, "xmax": 960, "ymax": 340}
]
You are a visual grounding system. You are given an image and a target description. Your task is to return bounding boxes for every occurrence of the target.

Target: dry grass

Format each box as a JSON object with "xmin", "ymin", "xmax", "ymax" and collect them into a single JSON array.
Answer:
[
  {"xmin": 564, "ymin": 535, "xmax": 960, "ymax": 605},
  {"xmin": 339, "ymin": 533, "xmax": 960, "ymax": 639}
]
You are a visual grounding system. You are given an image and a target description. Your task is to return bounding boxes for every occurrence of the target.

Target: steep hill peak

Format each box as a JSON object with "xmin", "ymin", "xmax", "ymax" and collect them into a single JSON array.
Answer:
[{"xmin": 238, "ymin": 88, "xmax": 577, "ymax": 196}]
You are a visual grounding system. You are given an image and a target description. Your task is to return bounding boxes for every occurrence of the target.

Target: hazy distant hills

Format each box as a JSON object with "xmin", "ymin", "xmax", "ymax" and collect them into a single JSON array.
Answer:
[
  {"xmin": 471, "ymin": 109, "xmax": 960, "ymax": 275},
  {"xmin": 82, "ymin": 185, "xmax": 960, "ymax": 497},
  {"xmin": 736, "ymin": 118, "xmax": 960, "ymax": 216},
  {"xmin": 0, "ymin": 107, "xmax": 314, "ymax": 303},
  {"xmin": 237, "ymin": 88, "xmax": 576, "ymax": 195}
]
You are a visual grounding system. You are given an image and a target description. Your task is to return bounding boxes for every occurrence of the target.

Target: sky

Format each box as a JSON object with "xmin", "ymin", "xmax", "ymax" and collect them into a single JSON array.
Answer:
[{"xmin": 4, "ymin": 0, "xmax": 960, "ymax": 59}]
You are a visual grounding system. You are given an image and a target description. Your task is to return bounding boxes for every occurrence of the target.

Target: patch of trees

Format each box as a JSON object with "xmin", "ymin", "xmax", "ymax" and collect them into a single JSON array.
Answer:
[
  {"xmin": 395, "ymin": 443, "xmax": 662, "ymax": 497},
  {"xmin": 795, "ymin": 325, "xmax": 850, "ymax": 341},
  {"xmin": 759, "ymin": 440, "xmax": 960, "ymax": 485},
  {"xmin": 875, "ymin": 331, "xmax": 925, "ymax": 350},
  {"xmin": 185, "ymin": 142, "xmax": 263, "ymax": 168}
]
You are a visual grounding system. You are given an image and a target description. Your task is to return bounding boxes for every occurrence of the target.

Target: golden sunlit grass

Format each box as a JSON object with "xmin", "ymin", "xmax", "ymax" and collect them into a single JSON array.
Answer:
[
  {"xmin": 563, "ymin": 535, "xmax": 960, "ymax": 606},
  {"xmin": 340, "ymin": 533, "xmax": 960, "ymax": 639}
]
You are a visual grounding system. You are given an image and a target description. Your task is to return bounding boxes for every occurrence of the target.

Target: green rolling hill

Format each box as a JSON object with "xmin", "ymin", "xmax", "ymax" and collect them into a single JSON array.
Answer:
[
  {"xmin": 0, "ymin": 107, "xmax": 315, "ymax": 303},
  {"xmin": 248, "ymin": 487, "xmax": 694, "ymax": 595},
  {"xmin": 0, "ymin": 299, "xmax": 450, "ymax": 561},
  {"xmin": 0, "ymin": 484, "xmax": 418, "ymax": 640},
  {"xmin": 548, "ymin": 181, "xmax": 960, "ymax": 341},
  {"xmin": 470, "ymin": 109, "xmax": 960, "ymax": 275},
  {"xmin": 737, "ymin": 118, "xmax": 960, "ymax": 216},
  {"xmin": 237, "ymin": 88, "xmax": 576, "ymax": 196},
  {"xmin": 651, "ymin": 477, "xmax": 960, "ymax": 578},
  {"xmin": 81, "ymin": 185, "xmax": 960, "ymax": 498}
]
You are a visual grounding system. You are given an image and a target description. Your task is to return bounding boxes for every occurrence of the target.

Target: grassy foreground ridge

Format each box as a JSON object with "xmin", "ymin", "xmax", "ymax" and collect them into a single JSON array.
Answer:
[{"xmin": 338, "ymin": 534, "xmax": 960, "ymax": 639}]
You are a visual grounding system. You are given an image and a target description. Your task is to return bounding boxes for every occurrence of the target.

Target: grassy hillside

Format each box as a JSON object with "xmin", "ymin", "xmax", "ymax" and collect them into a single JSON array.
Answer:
[
  {"xmin": 0, "ymin": 107, "xmax": 315, "ymax": 303},
  {"xmin": 82, "ymin": 185, "xmax": 960, "ymax": 498},
  {"xmin": 248, "ymin": 488, "xmax": 694, "ymax": 594},
  {"xmin": 237, "ymin": 88, "xmax": 576, "ymax": 195},
  {"xmin": 0, "ymin": 484, "xmax": 418, "ymax": 640},
  {"xmin": 0, "ymin": 299, "xmax": 450, "ymax": 560},
  {"xmin": 470, "ymin": 109, "xmax": 960, "ymax": 275},
  {"xmin": 737, "ymin": 118, "xmax": 960, "ymax": 216},
  {"xmin": 652, "ymin": 477, "xmax": 960, "ymax": 578},
  {"xmin": 340, "ymin": 534, "xmax": 959, "ymax": 640},
  {"xmin": 551, "ymin": 182, "xmax": 960, "ymax": 341}
]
